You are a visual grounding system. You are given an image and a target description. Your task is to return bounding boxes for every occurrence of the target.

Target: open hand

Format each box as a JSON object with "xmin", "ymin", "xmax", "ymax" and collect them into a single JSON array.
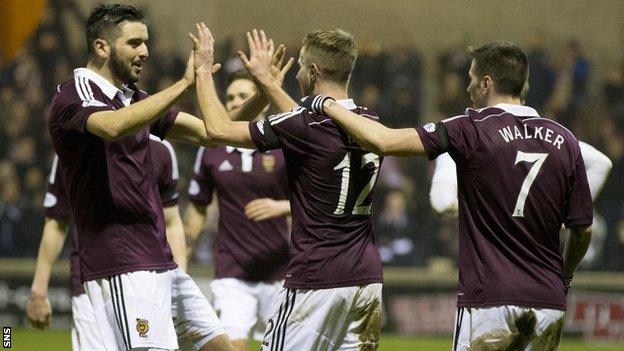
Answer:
[
  {"xmin": 270, "ymin": 44, "xmax": 295, "ymax": 86},
  {"xmin": 188, "ymin": 22, "xmax": 221, "ymax": 73},
  {"xmin": 238, "ymin": 29, "xmax": 277, "ymax": 86}
]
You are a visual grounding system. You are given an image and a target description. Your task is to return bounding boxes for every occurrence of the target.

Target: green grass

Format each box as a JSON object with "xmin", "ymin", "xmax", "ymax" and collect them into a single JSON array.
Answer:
[{"xmin": 8, "ymin": 328, "xmax": 624, "ymax": 350}]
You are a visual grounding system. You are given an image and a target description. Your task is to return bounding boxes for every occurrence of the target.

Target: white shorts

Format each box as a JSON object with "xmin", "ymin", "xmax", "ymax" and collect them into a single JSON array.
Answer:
[
  {"xmin": 71, "ymin": 293, "xmax": 106, "ymax": 351},
  {"xmin": 210, "ymin": 278, "xmax": 282, "ymax": 341},
  {"xmin": 452, "ymin": 305, "xmax": 565, "ymax": 351},
  {"xmin": 85, "ymin": 267, "xmax": 225, "ymax": 351},
  {"xmin": 261, "ymin": 283, "xmax": 382, "ymax": 351}
]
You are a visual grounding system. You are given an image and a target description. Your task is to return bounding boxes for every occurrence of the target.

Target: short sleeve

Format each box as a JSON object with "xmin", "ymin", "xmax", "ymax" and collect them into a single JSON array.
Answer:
[
  {"xmin": 188, "ymin": 147, "xmax": 215, "ymax": 207},
  {"xmin": 564, "ymin": 154, "xmax": 593, "ymax": 228},
  {"xmin": 249, "ymin": 107, "xmax": 308, "ymax": 152},
  {"xmin": 415, "ymin": 114, "xmax": 479, "ymax": 161},
  {"xmin": 51, "ymin": 89, "xmax": 113, "ymax": 134},
  {"xmin": 157, "ymin": 141, "xmax": 180, "ymax": 208},
  {"xmin": 150, "ymin": 108, "xmax": 179, "ymax": 140},
  {"xmin": 43, "ymin": 156, "xmax": 72, "ymax": 220}
]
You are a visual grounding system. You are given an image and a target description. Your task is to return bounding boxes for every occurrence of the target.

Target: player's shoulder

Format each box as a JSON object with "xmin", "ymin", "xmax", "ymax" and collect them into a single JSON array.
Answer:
[
  {"xmin": 355, "ymin": 105, "xmax": 381, "ymax": 121},
  {"xmin": 52, "ymin": 75, "xmax": 107, "ymax": 110},
  {"xmin": 267, "ymin": 106, "xmax": 308, "ymax": 127},
  {"xmin": 149, "ymin": 135, "xmax": 177, "ymax": 162}
]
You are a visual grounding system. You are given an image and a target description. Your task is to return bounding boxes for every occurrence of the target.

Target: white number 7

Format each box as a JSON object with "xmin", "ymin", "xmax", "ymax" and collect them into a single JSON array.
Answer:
[{"xmin": 513, "ymin": 151, "xmax": 549, "ymax": 217}]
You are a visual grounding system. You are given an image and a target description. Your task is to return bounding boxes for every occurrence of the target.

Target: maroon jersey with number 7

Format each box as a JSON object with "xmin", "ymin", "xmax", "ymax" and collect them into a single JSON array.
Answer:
[{"xmin": 416, "ymin": 103, "xmax": 593, "ymax": 311}]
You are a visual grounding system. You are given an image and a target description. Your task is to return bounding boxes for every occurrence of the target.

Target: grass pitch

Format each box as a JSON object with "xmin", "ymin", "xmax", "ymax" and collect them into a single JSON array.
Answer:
[{"xmin": 8, "ymin": 328, "xmax": 624, "ymax": 350}]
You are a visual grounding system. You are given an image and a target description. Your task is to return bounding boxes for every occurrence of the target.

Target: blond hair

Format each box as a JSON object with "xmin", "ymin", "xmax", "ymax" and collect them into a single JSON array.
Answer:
[{"xmin": 302, "ymin": 29, "xmax": 357, "ymax": 83}]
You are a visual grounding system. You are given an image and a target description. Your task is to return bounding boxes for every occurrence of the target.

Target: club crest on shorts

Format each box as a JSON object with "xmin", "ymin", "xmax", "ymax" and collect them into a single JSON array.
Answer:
[
  {"xmin": 136, "ymin": 318, "xmax": 149, "ymax": 338},
  {"xmin": 262, "ymin": 155, "xmax": 276, "ymax": 172}
]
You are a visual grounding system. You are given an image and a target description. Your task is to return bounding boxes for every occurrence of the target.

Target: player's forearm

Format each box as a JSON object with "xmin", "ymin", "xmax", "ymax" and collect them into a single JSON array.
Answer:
[
  {"xmin": 183, "ymin": 204, "xmax": 208, "ymax": 256},
  {"xmin": 257, "ymin": 78, "xmax": 297, "ymax": 113},
  {"xmin": 30, "ymin": 218, "xmax": 69, "ymax": 296},
  {"xmin": 87, "ymin": 79, "xmax": 190, "ymax": 140},
  {"xmin": 196, "ymin": 68, "xmax": 244, "ymax": 143},
  {"xmin": 562, "ymin": 225, "xmax": 592, "ymax": 278},
  {"xmin": 164, "ymin": 206, "xmax": 187, "ymax": 271},
  {"xmin": 323, "ymin": 100, "xmax": 423, "ymax": 156},
  {"xmin": 228, "ymin": 92, "xmax": 270, "ymax": 121}
]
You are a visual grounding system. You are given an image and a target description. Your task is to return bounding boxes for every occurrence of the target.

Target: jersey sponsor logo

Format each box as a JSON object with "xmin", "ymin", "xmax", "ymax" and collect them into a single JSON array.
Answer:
[
  {"xmin": 423, "ymin": 122, "xmax": 436, "ymax": 133},
  {"xmin": 218, "ymin": 160, "xmax": 234, "ymax": 172},
  {"xmin": 43, "ymin": 192, "xmax": 58, "ymax": 208},
  {"xmin": 262, "ymin": 155, "xmax": 276, "ymax": 172},
  {"xmin": 136, "ymin": 318, "xmax": 149, "ymax": 338}
]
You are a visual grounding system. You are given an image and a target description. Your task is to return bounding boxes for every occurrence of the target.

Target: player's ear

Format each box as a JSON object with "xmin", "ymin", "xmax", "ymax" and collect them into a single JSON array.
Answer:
[
  {"xmin": 93, "ymin": 39, "xmax": 110, "ymax": 59},
  {"xmin": 309, "ymin": 63, "xmax": 319, "ymax": 80},
  {"xmin": 482, "ymin": 74, "xmax": 492, "ymax": 95}
]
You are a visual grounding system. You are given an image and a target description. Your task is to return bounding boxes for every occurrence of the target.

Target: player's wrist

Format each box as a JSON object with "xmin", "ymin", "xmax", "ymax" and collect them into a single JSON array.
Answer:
[{"xmin": 29, "ymin": 289, "xmax": 48, "ymax": 299}]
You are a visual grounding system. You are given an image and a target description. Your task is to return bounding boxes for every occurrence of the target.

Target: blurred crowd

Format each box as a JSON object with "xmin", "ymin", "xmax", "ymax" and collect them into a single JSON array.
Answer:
[{"xmin": 1, "ymin": 2, "xmax": 623, "ymax": 271}]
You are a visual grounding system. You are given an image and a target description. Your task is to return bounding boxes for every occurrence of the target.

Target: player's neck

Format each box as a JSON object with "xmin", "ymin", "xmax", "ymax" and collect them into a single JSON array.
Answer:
[
  {"xmin": 485, "ymin": 94, "xmax": 522, "ymax": 108},
  {"xmin": 85, "ymin": 61, "xmax": 124, "ymax": 89},
  {"xmin": 314, "ymin": 81, "xmax": 348, "ymax": 100}
]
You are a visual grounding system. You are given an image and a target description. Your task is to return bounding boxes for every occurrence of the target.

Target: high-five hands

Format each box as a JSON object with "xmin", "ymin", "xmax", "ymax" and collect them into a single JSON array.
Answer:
[
  {"xmin": 238, "ymin": 29, "xmax": 294, "ymax": 86},
  {"xmin": 188, "ymin": 22, "xmax": 222, "ymax": 74}
]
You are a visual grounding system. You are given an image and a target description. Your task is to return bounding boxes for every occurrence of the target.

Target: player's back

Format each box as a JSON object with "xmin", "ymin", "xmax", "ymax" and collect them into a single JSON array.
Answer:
[
  {"xmin": 250, "ymin": 100, "xmax": 383, "ymax": 289},
  {"xmin": 419, "ymin": 103, "xmax": 593, "ymax": 310}
]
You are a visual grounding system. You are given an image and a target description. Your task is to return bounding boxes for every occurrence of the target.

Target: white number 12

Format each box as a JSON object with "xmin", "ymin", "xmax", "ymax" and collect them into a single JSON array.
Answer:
[
  {"xmin": 334, "ymin": 152, "xmax": 380, "ymax": 215},
  {"xmin": 513, "ymin": 151, "xmax": 548, "ymax": 217}
]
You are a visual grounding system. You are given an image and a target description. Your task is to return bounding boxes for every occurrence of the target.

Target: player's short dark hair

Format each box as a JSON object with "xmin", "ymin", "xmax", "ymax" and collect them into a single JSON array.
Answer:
[
  {"xmin": 85, "ymin": 4, "xmax": 145, "ymax": 57},
  {"xmin": 228, "ymin": 69, "xmax": 255, "ymax": 86},
  {"xmin": 469, "ymin": 41, "xmax": 528, "ymax": 97},
  {"xmin": 302, "ymin": 29, "xmax": 357, "ymax": 84}
]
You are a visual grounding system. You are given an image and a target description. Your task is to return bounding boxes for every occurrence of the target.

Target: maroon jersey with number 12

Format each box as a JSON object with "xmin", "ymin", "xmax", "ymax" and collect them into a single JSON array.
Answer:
[{"xmin": 249, "ymin": 99, "xmax": 383, "ymax": 289}]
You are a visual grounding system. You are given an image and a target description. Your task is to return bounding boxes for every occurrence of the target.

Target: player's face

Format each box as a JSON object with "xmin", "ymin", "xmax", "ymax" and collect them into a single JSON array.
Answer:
[
  {"xmin": 109, "ymin": 21, "xmax": 149, "ymax": 84},
  {"xmin": 296, "ymin": 47, "xmax": 314, "ymax": 96},
  {"xmin": 467, "ymin": 59, "xmax": 485, "ymax": 108},
  {"xmin": 225, "ymin": 79, "xmax": 257, "ymax": 112}
]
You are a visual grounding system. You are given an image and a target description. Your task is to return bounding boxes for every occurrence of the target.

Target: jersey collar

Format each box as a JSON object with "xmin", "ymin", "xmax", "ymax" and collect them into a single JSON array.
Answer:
[
  {"xmin": 226, "ymin": 146, "xmax": 257, "ymax": 154},
  {"xmin": 336, "ymin": 99, "xmax": 357, "ymax": 110},
  {"xmin": 470, "ymin": 103, "xmax": 540, "ymax": 118},
  {"xmin": 73, "ymin": 68, "xmax": 124, "ymax": 100}
]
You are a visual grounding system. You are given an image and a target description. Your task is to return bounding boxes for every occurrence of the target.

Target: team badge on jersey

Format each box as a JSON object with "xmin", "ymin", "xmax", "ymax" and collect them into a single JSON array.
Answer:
[
  {"xmin": 262, "ymin": 155, "xmax": 276, "ymax": 172},
  {"xmin": 136, "ymin": 318, "xmax": 149, "ymax": 338},
  {"xmin": 423, "ymin": 122, "xmax": 436, "ymax": 133}
]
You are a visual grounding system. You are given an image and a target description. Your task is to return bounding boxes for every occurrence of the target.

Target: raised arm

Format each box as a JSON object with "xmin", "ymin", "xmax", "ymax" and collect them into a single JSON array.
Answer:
[
  {"xmin": 321, "ymin": 98, "xmax": 426, "ymax": 156},
  {"xmin": 27, "ymin": 217, "xmax": 69, "ymax": 329},
  {"xmin": 191, "ymin": 23, "xmax": 256, "ymax": 148},
  {"xmin": 230, "ymin": 44, "xmax": 294, "ymax": 121},
  {"xmin": 238, "ymin": 29, "xmax": 297, "ymax": 113},
  {"xmin": 86, "ymin": 52, "xmax": 196, "ymax": 140}
]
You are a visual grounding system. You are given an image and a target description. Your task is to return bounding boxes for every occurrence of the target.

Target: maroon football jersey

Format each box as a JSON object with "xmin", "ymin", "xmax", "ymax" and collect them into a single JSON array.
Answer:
[
  {"xmin": 188, "ymin": 146, "xmax": 289, "ymax": 281},
  {"xmin": 249, "ymin": 100, "xmax": 383, "ymax": 289},
  {"xmin": 44, "ymin": 136, "xmax": 180, "ymax": 295},
  {"xmin": 416, "ymin": 103, "xmax": 593, "ymax": 310},
  {"xmin": 48, "ymin": 67, "xmax": 179, "ymax": 281}
]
